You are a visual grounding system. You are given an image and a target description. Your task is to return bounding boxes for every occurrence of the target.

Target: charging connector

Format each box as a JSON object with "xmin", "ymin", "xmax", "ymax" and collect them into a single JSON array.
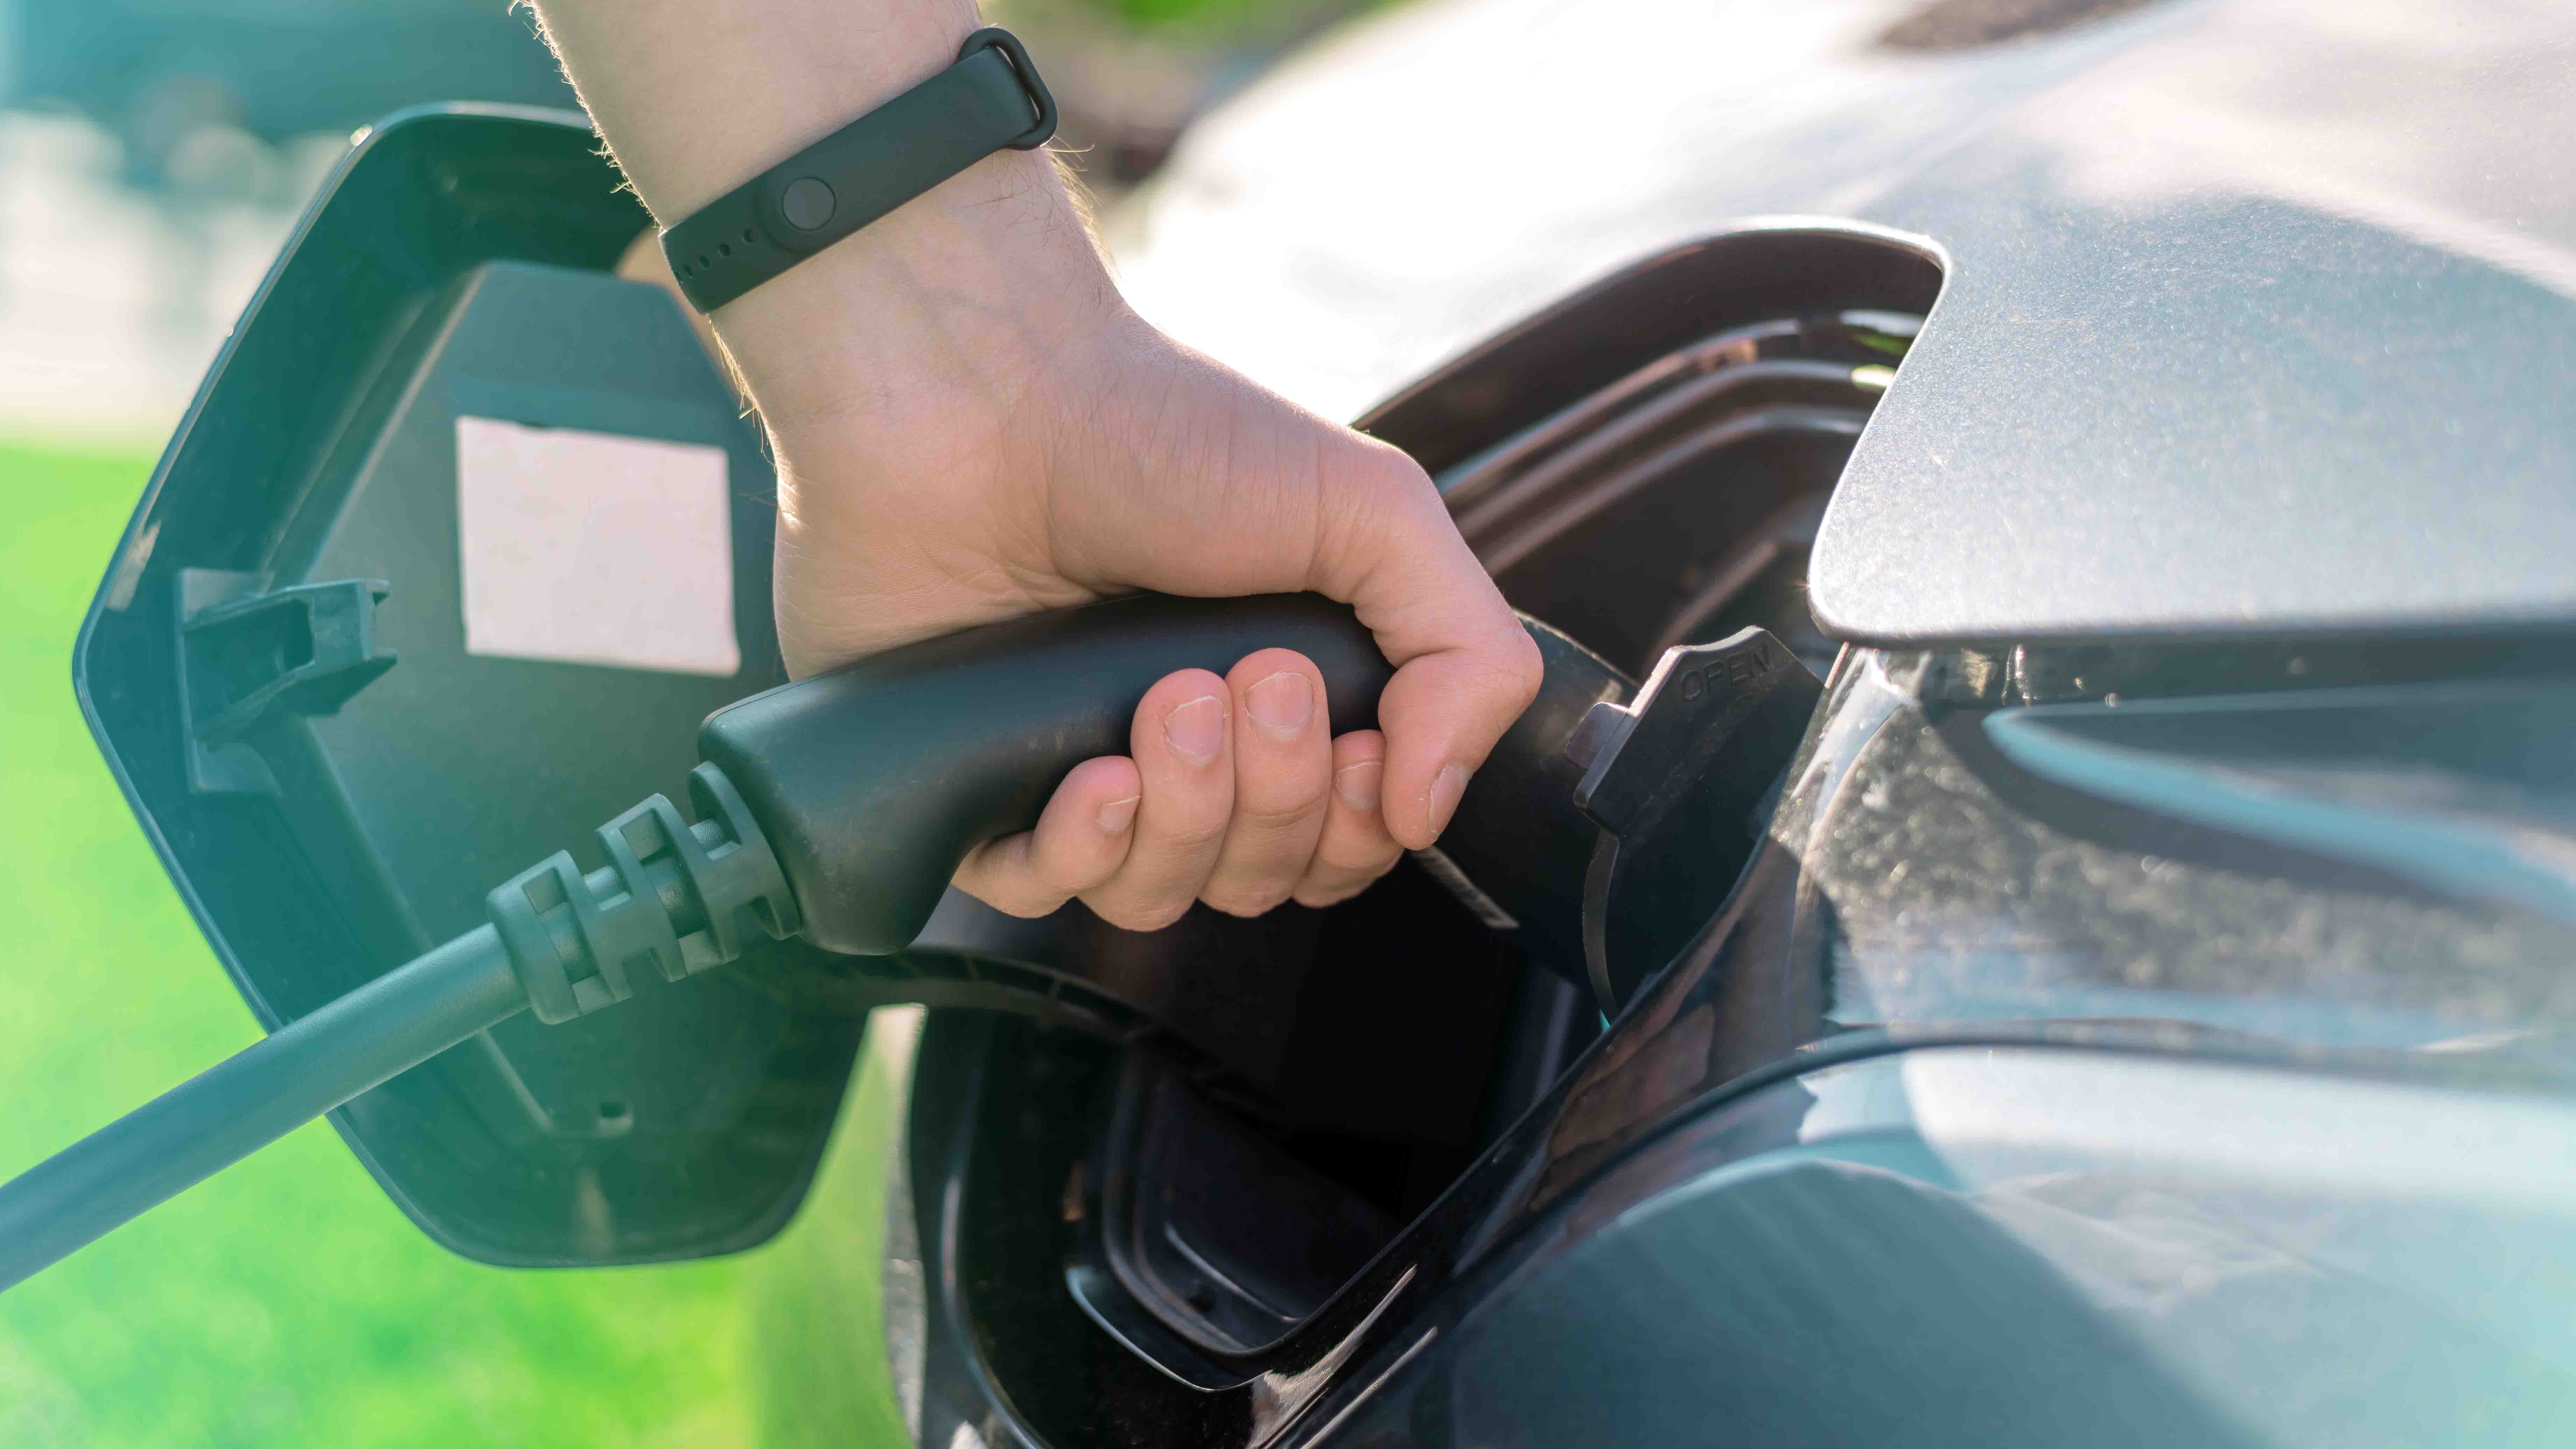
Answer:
[{"xmin": 3, "ymin": 590, "xmax": 1629, "ymax": 1292}]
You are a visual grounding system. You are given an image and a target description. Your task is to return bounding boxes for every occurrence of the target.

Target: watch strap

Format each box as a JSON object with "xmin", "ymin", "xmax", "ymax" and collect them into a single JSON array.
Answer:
[{"xmin": 660, "ymin": 28, "xmax": 1056, "ymax": 313}]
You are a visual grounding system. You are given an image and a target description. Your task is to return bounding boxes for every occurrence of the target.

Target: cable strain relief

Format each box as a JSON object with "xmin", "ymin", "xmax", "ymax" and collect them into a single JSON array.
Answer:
[
  {"xmin": 484, "ymin": 764, "xmax": 802, "ymax": 1024},
  {"xmin": 487, "ymin": 851, "xmax": 639, "ymax": 1025},
  {"xmin": 683, "ymin": 762, "xmax": 804, "ymax": 956}
]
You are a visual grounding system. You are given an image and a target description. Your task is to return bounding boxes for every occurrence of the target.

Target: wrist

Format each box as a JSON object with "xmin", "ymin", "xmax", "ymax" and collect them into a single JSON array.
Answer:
[
  {"xmin": 533, "ymin": 0, "xmax": 1125, "ymax": 525},
  {"xmin": 717, "ymin": 146, "xmax": 1122, "ymax": 449}
]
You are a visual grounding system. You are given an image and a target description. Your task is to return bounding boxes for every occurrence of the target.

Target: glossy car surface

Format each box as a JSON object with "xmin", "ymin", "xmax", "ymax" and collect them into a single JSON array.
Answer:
[{"xmin": 1122, "ymin": 0, "xmax": 2576, "ymax": 642}]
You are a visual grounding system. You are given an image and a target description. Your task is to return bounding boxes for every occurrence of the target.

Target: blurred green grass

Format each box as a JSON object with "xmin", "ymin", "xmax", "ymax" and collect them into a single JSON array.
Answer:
[{"xmin": 0, "ymin": 439, "xmax": 909, "ymax": 1449}]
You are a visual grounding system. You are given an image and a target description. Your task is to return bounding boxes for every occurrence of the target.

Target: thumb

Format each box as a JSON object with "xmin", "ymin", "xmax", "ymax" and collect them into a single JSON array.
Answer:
[{"xmin": 1314, "ymin": 443, "xmax": 1542, "ymax": 849}]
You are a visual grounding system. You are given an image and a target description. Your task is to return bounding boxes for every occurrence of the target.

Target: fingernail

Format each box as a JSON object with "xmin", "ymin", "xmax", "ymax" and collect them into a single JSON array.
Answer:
[
  {"xmin": 1245, "ymin": 672, "xmax": 1313, "ymax": 738},
  {"xmin": 1334, "ymin": 760, "xmax": 1382, "ymax": 812},
  {"xmin": 1096, "ymin": 795, "xmax": 1140, "ymax": 835},
  {"xmin": 1426, "ymin": 763, "xmax": 1470, "ymax": 838},
  {"xmin": 1163, "ymin": 694, "xmax": 1225, "ymax": 763}
]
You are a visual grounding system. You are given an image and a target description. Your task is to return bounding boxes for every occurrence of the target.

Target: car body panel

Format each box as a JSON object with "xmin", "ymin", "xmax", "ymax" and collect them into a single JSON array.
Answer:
[
  {"xmin": 1321, "ymin": 1044, "xmax": 2576, "ymax": 1448},
  {"xmin": 1115, "ymin": 0, "xmax": 2576, "ymax": 645}
]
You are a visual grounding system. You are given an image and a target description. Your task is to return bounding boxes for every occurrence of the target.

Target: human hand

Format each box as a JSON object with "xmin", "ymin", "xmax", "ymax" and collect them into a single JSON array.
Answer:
[
  {"xmin": 541, "ymin": 0, "xmax": 1541, "ymax": 926},
  {"xmin": 746, "ymin": 222, "xmax": 1536, "ymax": 925}
]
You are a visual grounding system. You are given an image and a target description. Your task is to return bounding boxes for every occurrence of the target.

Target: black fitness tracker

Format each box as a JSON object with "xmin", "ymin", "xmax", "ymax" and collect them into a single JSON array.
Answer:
[{"xmin": 659, "ymin": 27, "xmax": 1057, "ymax": 313}]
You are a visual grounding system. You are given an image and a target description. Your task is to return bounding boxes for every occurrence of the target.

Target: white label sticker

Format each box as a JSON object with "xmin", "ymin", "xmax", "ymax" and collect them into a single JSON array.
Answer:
[{"xmin": 455, "ymin": 415, "xmax": 741, "ymax": 677}]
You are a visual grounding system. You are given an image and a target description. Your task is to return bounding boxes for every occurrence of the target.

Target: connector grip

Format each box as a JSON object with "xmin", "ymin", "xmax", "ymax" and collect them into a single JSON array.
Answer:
[
  {"xmin": 699, "ymin": 594, "xmax": 1385, "ymax": 956},
  {"xmin": 699, "ymin": 592, "xmax": 1627, "ymax": 966}
]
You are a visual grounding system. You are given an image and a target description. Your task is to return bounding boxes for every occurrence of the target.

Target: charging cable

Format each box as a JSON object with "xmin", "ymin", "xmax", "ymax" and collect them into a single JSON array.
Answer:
[{"xmin": 0, "ymin": 763, "xmax": 794, "ymax": 1291}]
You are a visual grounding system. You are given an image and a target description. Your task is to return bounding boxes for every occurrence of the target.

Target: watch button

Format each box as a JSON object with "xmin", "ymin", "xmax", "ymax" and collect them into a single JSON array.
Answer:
[{"xmin": 780, "ymin": 177, "xmax": 836, "ymax": 231}]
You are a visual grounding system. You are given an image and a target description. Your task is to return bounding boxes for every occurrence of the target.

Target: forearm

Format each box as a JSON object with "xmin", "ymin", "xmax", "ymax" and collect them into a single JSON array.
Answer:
[{"xmin": 525, "ymin": 0, "xmax": 1115, "ymax": 430}]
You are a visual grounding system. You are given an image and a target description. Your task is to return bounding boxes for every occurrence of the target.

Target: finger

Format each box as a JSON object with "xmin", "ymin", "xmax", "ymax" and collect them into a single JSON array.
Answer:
[
  {"xmin": 1201, "ymin": 649, "xmax": 1332, "ymax": 917},
  {"xmin": 950, "ymin": 755, "xmax": 1140, "ymax": 917},
  {"xmin": 1293, "ymin": 730, "xmax": 1404, "ymax": 908},
  {"xmin": 1311, "ymin": 443, "xmax": 1544, "ymax": 849},
  {"xmin": 1081, "ymin": 668, "xmax": 1234, "ymax": 932}
]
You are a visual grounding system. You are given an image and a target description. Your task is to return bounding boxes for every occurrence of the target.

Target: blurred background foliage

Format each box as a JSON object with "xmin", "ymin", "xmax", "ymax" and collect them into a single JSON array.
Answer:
[{"xmin": 0, "ymin": 0, "xmax": 1376, "ymax": 1443}]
